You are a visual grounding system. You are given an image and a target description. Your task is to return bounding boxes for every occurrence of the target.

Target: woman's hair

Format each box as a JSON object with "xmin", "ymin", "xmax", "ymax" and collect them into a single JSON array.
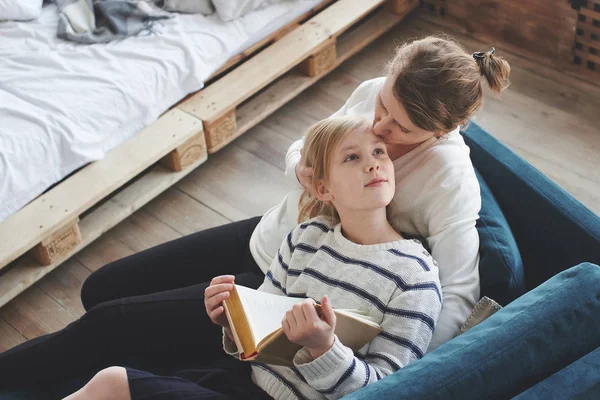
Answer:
[
  {"xmin": 298, "ymin": 115, "xmax": 372, "ymax": 224},
  {"xmin": 385, "ymin": 35, "xmax": 511, "ymax": 134}
]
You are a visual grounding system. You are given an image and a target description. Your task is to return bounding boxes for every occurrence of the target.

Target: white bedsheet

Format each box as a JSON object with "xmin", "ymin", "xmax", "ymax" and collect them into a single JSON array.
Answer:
[{"xmin": 0, "ymin": 0, "xmax": 321, "ymax": 223}]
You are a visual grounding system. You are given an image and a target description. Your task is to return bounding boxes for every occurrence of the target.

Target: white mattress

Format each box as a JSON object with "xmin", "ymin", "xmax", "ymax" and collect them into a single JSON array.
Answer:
[{"xmin": 0, "ymin": 0, "xmax": 321, "ymax": 223}]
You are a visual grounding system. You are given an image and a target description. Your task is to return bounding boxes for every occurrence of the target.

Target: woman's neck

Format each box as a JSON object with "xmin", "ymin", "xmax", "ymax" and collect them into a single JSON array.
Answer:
[{"xmin": 337, "ymin": 208, "xmax": 402, "ymax": 245}]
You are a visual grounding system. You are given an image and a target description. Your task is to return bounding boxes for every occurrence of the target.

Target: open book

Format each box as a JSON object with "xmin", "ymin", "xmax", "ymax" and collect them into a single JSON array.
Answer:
[{"xmin": 223, "ymin": 284, "xmax": 382, "ymax": 367}]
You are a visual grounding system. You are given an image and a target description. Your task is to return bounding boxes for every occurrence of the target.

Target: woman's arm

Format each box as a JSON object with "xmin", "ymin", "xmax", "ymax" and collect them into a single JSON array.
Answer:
[
  {"xmin": 293, "ymin": 274, "xmax": 442, "ymax": 400},
  {"xmin": 420, "ymin": 165, "xmax": 481, "ymax": 350}
]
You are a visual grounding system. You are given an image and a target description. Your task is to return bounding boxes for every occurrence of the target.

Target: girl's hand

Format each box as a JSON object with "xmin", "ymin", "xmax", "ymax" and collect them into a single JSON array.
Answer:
[
  {"xmin": 205, "ymin": 275, "xmax": 235, "ymax": 329},
  {"xmin": 282, "ymin": 295, "xmax": 336, "ymax": 359},
  {"xmin": 295, "ymin": 156, "xmax": 314, "ymax": 194}
]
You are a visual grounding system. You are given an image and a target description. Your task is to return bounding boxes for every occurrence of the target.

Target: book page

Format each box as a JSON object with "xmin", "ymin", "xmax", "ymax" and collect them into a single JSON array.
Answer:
[{"xmin": 236, "ymin": 285, "xmax": 306, "ymax": 345}]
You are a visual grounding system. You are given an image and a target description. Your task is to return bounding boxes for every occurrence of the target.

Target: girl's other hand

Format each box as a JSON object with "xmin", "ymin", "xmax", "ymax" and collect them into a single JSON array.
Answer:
[
  {"xmin": 282, "ymin": 295, "xmax": 336, "ymax": 359},
  {"xmin": 205, "ymin": 275, "xmax": 235, "ymax": 329}
]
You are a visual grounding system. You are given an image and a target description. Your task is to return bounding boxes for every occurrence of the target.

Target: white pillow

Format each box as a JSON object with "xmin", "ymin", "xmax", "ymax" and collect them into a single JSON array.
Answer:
[
  {"xmin": 163, "ymin": 0, "xmax": 214, "ymax": 15},
  {"xmin": 0, "ymin": 0, "xmax": 42, "ymax": 21},
  {"xmin": 213, "ymin": 0, "xmax": 295, "ymax": 22}
]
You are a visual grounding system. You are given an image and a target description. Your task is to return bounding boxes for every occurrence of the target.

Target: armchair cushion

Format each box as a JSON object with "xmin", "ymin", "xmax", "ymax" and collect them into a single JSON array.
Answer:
[{"xmin": 475, "ymin": 168, "xmax": 526, "ymax": 306}]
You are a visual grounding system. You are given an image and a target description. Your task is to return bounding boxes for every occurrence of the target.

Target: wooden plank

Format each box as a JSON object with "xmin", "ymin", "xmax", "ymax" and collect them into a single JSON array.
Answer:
[
  {"xmin": 0, "ymin": 109, "xmax": 204, "ymax": 271},
  {"xmin": 37, "ymin": 259, "xmax": 90, "ymax": 318},
  {"xmin": 179, "ymin": 0, "xmax": 387, "ymax": 126},
  {"xmin": 337, "ymin": 9, "xmax": 405, "ymax": 64},
  {"xmin": 0, "ymin": 317, "xmax": 26, "ymax": 352},
  {"xmin": 0, "ymin": 286, "xmax": 75, "ymax": 339},
  {"xmin": 206, "ymin": 0, "xmax": 336, "ymax": 81},
  {"xmin": 0, "ymin": 156, "xmax": 206, "ymax": 308},
  {"xmin": 233, "ymin": 7, "xmax": 404, "ymax": 145},
  {"xmin": 143, "ymin": 189, "xmax": 230, "ymax": 236}
]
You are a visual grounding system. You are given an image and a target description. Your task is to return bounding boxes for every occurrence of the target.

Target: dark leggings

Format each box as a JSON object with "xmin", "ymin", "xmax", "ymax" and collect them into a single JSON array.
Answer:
[{"xmin": 0, "ymin": 217, "xmax": 264, "ymax": 388}]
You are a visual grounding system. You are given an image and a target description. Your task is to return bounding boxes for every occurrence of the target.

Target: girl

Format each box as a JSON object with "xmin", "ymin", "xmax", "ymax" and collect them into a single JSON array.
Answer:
[
  {"xmin": 66, "ymin": 116, "xmax": 441, "ymax": 400},
  {"xmin": 0, "ymin": 35, "xmax": 509, "ymax": 389}
]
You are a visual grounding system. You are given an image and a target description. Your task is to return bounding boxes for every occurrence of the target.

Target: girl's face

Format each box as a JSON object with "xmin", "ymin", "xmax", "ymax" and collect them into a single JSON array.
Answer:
[
  {"xmin": 316, "ymin": 126, "xmax": 395, "ymax": 214},
  {"xmin": 373, "ymin": 77, "xmax": 439, "ymax": 148}
]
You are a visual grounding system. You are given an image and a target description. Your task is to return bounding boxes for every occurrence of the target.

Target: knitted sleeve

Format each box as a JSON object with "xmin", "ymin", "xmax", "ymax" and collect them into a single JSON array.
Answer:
[{"xmin": 293, "ymin": 268, "xmax": 442, "ymax": 400}]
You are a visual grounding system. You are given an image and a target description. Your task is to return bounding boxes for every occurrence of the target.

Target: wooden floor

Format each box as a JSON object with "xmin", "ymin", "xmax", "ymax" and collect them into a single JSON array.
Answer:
[{"xmin": 1, "ymin": 12, "xmax": 599, "ymax": 352}]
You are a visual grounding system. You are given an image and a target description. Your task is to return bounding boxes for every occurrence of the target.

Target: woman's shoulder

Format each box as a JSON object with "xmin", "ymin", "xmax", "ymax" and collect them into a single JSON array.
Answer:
[{"xmin": 421, "ymin": 128, "xmax": 473, "ymax": 167}]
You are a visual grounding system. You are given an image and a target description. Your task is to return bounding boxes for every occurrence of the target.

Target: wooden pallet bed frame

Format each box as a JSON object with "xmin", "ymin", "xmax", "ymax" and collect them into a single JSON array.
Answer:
[{"xmin": 0, "ymin": 0, "xmax": 419, "ymax": 308}]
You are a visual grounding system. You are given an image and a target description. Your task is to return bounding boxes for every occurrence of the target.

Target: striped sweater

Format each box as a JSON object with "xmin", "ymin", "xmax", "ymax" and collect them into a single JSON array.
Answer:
[{"xmin": 225, "ymin": 217, "xmax": 442, "ymax": 400}]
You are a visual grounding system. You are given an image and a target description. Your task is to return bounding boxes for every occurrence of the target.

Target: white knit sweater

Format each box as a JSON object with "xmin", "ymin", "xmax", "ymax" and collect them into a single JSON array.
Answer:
[
  {"xmin": 227, "ymin": 217, "xmax": 442, "ymax": 400},
  {"xmin": 249, "ymin": 77, "xmax": 481, "ymax": 350}
]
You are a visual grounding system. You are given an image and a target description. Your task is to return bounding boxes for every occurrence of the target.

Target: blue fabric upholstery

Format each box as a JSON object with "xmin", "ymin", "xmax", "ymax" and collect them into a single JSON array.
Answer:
[
  {"xmin": 344, "ymin": 263, "xmax": 600, "ymax": 400},
  {"xmin": 512, "ymin": 345, "xmax": 600, "ymax": 400},
  {"xmin": 475, "ymin": 168, "xmax": 526, "ymax": 305},
  {"xmin": 462, "ymin": 123, "xmax": 600, "ymax": 289}
]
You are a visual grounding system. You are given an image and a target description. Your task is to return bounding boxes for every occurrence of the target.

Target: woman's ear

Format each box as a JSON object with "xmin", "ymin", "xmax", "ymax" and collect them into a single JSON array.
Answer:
[{"xmin": 315, "ymin": 180, "xmax": 334, "ymax": 203}]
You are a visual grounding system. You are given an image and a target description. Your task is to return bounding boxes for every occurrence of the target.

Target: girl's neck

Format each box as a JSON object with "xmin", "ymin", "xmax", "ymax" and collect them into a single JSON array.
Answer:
[{"xmin": 337, "ymin": 208, "xmax": 402, "ymax": 245}]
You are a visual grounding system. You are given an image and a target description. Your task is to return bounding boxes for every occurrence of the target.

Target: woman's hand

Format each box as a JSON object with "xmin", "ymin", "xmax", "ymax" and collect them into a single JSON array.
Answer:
[
  {"xmin": 282, "ymin": 295, "xmax": 336, "ymax": 359},
  {"xmin": 205, "ymin": 275, "xmax": 235, "ymax": 330},
  {"xmin": 295, "ymin": 155, "xmax": 314, "ymax": 194}
]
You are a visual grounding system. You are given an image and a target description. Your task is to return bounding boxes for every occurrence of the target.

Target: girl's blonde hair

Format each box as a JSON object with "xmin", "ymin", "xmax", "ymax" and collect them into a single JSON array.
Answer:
[
  {"xmin": 385, "ymin": 35, "xmax": 511, "ymax": 134},
  {"xmin": 298, "ymin": 115, "xmax": 372, "ymax": 224}
]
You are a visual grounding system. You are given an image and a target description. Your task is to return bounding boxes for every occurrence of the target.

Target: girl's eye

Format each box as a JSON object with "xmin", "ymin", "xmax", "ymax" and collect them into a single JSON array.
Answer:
[
  {"xmin": 344, "ymin": 154, "xmax": 358, "ymax": 162},
  {"xmin": 374, "ymin": 148, "xmax": 386, "ymax": 156}
]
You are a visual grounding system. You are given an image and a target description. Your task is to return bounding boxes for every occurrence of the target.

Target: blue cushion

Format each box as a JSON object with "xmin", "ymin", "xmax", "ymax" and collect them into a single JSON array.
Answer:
[
  {"xmin": 344, "ymin": 263, "xmax": 600, "ymax": 400},
  {"xmin": 475, "ymin": 168, "xmax": 526, "ymax": 306}
]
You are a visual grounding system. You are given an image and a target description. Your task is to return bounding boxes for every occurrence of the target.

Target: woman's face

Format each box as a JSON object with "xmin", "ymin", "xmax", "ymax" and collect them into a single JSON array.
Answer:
[
  {"xmin": 316, "ymin": 126, "xmax": 395, "ymax": 215},
  {"xmin": 373, "ymin": 77, "xmax": 439, "ymax": 148}
]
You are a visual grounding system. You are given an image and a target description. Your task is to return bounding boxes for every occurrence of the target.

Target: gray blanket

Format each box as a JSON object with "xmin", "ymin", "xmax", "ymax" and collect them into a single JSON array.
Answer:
[{"xmin": 56, "ymin": 0, "xmax": 172, "ymax": 44}]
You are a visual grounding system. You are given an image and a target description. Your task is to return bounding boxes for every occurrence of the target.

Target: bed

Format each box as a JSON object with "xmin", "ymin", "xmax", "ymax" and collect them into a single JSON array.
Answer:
[
  {"xmin": 0, "ymin": 0, "xmax": 419, "ymax": 307},
  {"xmin": 0, "ymin": 0, "xmax": 326, "ymax": 223}
]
